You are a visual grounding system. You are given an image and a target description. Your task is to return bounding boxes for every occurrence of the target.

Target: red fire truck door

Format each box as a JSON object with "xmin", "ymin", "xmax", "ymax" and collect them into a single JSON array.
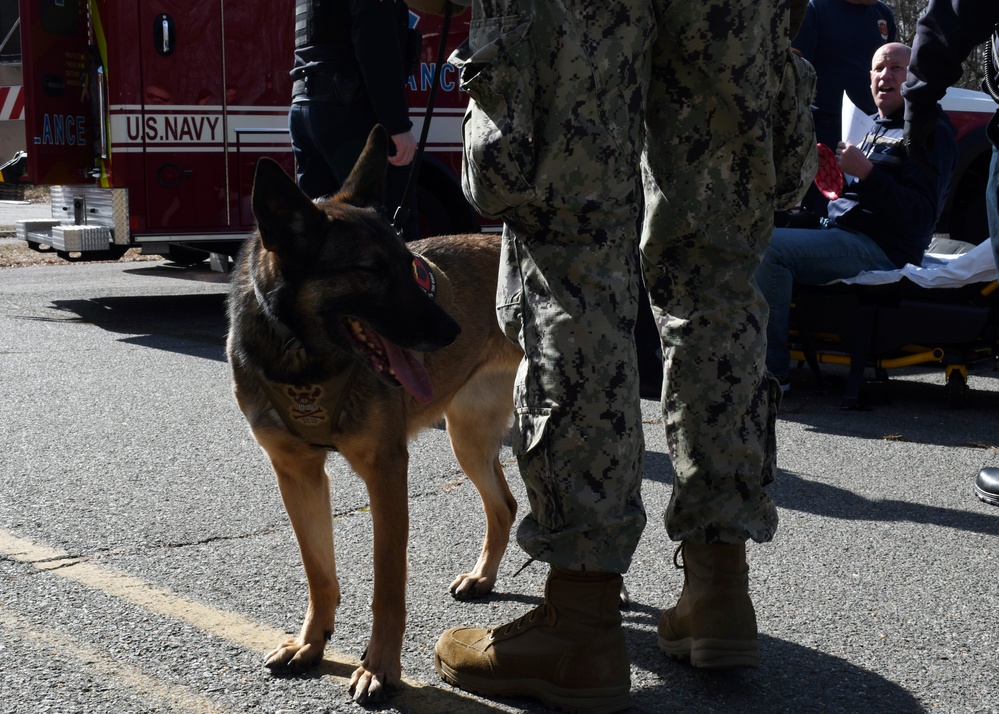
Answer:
[
  {"xmin": 18, "ymin": 0, "xmax": 92, "ymax": 185},
  {"xmin": 134, "ymin": 1, "xmax": 229, "ymax": 229}
]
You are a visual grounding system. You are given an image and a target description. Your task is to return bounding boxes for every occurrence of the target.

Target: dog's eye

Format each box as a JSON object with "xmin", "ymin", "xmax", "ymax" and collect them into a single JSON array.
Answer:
[
  {"xmin": 316, "ymin": 256, "xmax": 383, "ymax": 277},
  {"xmin": 351, "ymin": 261, "xmax": 385, "ymax": 276}
]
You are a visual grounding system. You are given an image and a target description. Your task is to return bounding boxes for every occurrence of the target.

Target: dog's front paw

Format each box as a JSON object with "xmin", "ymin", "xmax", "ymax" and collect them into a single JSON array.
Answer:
[
  {"xmin": 264, "ymin": 637, "xmax": 325, "ymax": 673},
  {"xmin": 349, "ymin": 664, "xmax": 400, "ymax": 704},
  {"xmin": 449, "ymin": 572, "xmax": 496, "ymax": 600}
]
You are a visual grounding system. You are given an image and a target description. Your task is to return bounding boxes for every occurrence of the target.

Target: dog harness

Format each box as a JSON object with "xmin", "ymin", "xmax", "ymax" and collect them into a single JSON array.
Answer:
[{"xmin": 260, "ymin": 253, "xmax": 451, "ymax": 449}]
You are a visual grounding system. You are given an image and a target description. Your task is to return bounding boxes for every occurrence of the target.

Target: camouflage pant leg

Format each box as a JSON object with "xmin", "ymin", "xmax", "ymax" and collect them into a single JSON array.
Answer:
[
  {"xmin": 462, "ymin": 0, "xmax": 657, "ymax": 572},
  {"xmin": 640, "ymin": 0, "xmax": 785, "ymax": 545}
]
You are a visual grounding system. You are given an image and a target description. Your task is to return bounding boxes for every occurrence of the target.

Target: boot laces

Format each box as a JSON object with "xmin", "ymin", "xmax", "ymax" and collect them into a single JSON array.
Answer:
[
  {"xmin": 512, "ymin": 557, "xmax": 536, "ymax": 577},
  {"xmin": 672, "ymin": 542, "xmax": 685, "ymax": 570},
  {"xmin": 489, "ymin": 603, "xmax": 549, "ymax": 640},
  {"xmin": 672, "ymin": 543, "xmax": 690, "ymax": 588}
]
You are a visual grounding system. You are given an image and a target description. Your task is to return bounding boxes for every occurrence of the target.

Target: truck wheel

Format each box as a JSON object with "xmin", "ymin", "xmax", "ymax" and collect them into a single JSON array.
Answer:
[
  {"xmin": 166, "ymin": 245, "xmax": 208, "ymax": 266},
  {"xmin": 417, "ymin": 180, "xmax": 479, "ymax": 238},
  {"xmin": 418, "ymin": 186, "xmax": 452, "ymax": 237}
]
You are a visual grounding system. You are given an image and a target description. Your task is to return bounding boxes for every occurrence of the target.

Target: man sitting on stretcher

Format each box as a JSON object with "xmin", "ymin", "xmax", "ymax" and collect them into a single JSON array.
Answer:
[{"xmin": 756, "ymin": 43, "xmax": 957, "ymax": 389}]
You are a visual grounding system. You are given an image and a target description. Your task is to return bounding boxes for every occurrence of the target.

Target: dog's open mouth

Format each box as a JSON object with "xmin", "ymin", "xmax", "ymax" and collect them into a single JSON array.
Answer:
[{"xmin": 344, "ymin": 317, "xmax": 434, "ymax": 403}]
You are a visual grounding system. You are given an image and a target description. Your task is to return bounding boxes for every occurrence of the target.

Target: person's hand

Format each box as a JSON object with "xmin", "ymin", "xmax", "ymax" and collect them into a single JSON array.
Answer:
[
  {"xmin": 388, "ymin": 131, "xmax": 418, "ymax": 167},
  {"xmin": 904, "ymin": 115, "xmax": 938, "ymax": 175},
  {"xmin": 837, "ymin": 141, "xmax": 873, "ymax": 181}
]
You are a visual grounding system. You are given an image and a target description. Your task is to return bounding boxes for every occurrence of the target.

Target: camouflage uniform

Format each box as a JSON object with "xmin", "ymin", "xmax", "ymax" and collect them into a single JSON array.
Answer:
[{"xmin": 452, "ymin": 0, "xmax": 807, "ymax": 572}]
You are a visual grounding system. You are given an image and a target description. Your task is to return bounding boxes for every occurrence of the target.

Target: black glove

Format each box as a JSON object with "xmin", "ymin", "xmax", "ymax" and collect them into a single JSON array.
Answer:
[{"xmin": 903, "ymin": 115, "xmax": 938, "ymax": 175}]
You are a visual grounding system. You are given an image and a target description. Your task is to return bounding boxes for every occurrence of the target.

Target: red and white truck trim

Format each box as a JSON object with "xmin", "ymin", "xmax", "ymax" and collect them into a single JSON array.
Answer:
[{"xmin": 14, "ymin": 0, "xmax": 479, "ymax": 266}]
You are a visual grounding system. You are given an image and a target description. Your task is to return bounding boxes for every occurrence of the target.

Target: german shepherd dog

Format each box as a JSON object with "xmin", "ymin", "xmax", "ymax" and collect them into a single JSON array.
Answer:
[{"xmin": 227, "ymin": 127, "xmax": 521, "ymax": 702}]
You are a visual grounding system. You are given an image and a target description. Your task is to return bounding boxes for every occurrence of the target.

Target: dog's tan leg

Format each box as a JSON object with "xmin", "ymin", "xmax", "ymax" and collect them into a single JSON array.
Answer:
[
  {"xmin": 444, "ymin": 372, "xmax": 518, "ymax": 600},
  {"xmin": 340, "ymin": 435, "xmax": 409, "ymax": 704},
  {"xmin": 254, "ymin": 429, "xmax": 340, "ymax": 673}
]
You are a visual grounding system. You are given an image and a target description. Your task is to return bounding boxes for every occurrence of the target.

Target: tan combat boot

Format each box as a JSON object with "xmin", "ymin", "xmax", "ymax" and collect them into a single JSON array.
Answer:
[
  {"xmin": 434, "ymin": 566, "xmax": 630, "ymax": 714},
  {"xmin": 657, "ymin": 541, "xmax": 759, "ymax": 669}
]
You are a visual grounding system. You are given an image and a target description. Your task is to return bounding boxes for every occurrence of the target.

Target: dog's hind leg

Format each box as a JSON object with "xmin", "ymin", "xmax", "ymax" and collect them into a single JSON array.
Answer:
[
  {"xmin": 444, "ymin": 371, "xmax": 518, "ymax": 600},
  {"xmin": 255, "ymin": 431, "xmax": 341, "ymax": 673}
]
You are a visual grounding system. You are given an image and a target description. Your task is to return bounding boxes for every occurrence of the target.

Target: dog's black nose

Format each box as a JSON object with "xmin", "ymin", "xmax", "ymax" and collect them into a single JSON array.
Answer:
[{"xmin": 424, "ymin": 313, "xmax": 461, "ymax": 352}]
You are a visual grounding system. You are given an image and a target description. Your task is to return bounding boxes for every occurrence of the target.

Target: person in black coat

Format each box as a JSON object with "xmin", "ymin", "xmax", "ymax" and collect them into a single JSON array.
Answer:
[
  {"xmin": 289, "ymin": 0, "xmax": 420, "ymax": 240},
  {"xmin": 903, "ymin": 0, "xmax": 999, "ymax": 507}
]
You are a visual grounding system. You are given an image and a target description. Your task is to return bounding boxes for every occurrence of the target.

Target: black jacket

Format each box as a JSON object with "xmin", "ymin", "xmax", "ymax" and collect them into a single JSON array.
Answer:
[
  {"xmin": 828, "ymin": 108, "xmax": 957, "ymax": 267},
  {"xmin": 292, "ymin": 0, "xmax": 413, "ymax": 136},
  {"xmin": 904, "ymin": 0, "xmax": 999, "ymax": 132}
]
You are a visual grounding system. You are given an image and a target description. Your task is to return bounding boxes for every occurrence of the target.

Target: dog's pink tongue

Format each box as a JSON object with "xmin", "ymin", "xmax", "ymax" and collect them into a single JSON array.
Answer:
[{"xmin": 383, "ymin": 341, "xmax": 434, "ymax": 404}]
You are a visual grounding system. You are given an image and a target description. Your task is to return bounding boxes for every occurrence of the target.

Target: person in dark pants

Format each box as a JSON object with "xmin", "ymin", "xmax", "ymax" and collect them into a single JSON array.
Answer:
[
  {"xmin": 903, "ymin": 0, "xmax": 999, "ymax": 508},
  {"xmin": 289, "ymin": 0, "xmax": 420, "ymax": 241}
]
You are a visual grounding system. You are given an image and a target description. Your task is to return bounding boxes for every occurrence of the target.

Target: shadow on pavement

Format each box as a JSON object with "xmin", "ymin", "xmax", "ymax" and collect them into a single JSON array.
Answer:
[
  {"xmin": 618, "ymin": 597, "xmax": 922, "ymax": 713},
  {"xmin": 772, "ymin": 469, "xmax": 999, "ymax": 536},
  {"xmin": 49, "ymin": 294, "xmax": 229, "ymax": 361}
]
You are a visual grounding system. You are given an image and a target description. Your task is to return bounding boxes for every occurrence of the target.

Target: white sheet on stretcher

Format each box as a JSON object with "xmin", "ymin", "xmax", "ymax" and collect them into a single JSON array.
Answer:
[{"xmin": 835, "ymin": 240, "xmax": 999, "ymax": 288}]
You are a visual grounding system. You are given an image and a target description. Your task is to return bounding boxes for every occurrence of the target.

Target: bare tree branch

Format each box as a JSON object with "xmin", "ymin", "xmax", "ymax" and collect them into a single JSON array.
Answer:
[{"xmin": 891, "ymin": 0, "xmax": 988, "ymax": 91}]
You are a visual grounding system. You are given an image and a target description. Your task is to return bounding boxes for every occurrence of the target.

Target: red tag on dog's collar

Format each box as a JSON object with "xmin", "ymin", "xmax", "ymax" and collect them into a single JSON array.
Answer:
[{"xmin": 412, "ymin": 255, "xmax": 437, "ymax": 299}]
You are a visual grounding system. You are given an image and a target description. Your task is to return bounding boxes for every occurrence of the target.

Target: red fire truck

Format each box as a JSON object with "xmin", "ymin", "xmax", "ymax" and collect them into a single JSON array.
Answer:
[
  {"xmin": 14, "ymin": 0, "xmax": 479, "ymax": 267},
  {"xmin": 11, "ymin": 2, "xmax": 999, "ymax": 263}
]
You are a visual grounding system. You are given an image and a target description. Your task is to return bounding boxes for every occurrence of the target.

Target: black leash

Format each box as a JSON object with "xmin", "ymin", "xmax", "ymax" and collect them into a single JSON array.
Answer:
[{"xmin": 393, "ymin": 2, "xmax": 454, "ymax": 235}]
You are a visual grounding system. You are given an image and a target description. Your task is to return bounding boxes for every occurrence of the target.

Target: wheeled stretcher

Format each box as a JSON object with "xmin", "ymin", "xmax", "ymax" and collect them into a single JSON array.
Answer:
[{"xmin": 787, "ymin": 240, "xmax": 999, "ymax": 408}]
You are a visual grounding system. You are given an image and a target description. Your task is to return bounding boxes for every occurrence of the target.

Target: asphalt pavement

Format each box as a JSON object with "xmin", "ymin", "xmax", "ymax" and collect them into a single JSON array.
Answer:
[
  {"xmin": 0, "ymin": 258, "xmax": 996, "ymax": 714},
  {"xmin": 0, "ymin": 198, "xmax": 52, "ymax": 234}
]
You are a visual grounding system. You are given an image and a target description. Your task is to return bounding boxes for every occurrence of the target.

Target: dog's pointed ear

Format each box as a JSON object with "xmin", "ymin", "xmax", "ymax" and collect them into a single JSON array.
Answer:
[
  {"xmin": 251, "ymin": 158, "xmax": 327, "ymax": 255},
  {"xmin": 334, "ymin": 125, "xmax": 389, "ymax": 209}
]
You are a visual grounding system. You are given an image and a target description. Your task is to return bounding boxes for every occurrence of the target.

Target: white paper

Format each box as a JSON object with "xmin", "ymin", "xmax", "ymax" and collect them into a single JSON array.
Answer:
[
  {"xmin": 841, "ymin": 92, "xmax": 876, "ymax": 147},
  {"xmin": 838, "ymin": 92, "xmax": 877, "ymax": 184}
]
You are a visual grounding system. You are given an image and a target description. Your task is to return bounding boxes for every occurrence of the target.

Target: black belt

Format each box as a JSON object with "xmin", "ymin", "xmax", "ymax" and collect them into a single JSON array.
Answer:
[{"xmin": 291, "ymin": 69, "xmax": 359, "ymax": 103}]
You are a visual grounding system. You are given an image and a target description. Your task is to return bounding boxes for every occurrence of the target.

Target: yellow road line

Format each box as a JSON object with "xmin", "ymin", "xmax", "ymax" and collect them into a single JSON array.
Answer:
[
  {"xmin": 0, "ymin": 527, "xmax": 353, "ymax": 683},
  {"xmin": 0, "ymin": 605, "xmax": 232, "ymax": 714},
  {"xmin": 0, "ymin": 528, "xmax": 506, "ymax": 713}
]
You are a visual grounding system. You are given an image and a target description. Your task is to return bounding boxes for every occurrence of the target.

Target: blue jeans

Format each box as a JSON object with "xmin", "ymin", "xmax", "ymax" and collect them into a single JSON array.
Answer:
[
  {"xmin": 987, "ymin": 142, "xmax": 999, "ymax": 272},
  {"xmin": 756, "ymin": 224, "xmax": 897, "ymax": 376}
]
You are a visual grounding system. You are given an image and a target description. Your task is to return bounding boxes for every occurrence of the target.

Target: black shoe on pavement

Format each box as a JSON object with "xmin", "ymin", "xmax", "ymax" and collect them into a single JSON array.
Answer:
[{"xmin": 974, "ymin": 467, "xmax": 999, "ymax": 507}]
